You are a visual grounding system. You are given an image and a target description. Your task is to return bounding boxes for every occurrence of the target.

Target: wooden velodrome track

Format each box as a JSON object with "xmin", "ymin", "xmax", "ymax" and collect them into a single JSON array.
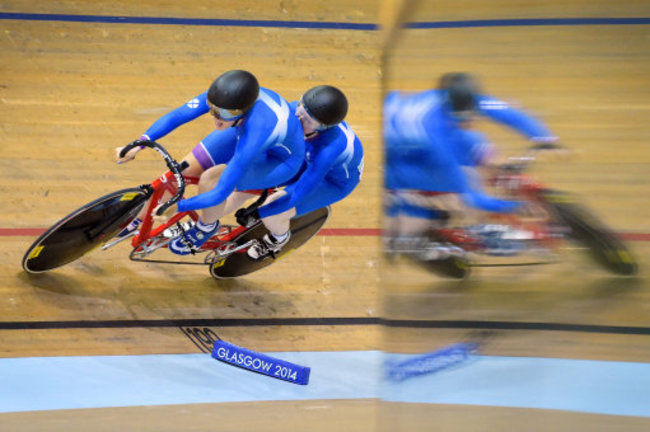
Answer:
[{"xmin": 0, "ymin": 0, "xmax": 648, "ymax": 430}]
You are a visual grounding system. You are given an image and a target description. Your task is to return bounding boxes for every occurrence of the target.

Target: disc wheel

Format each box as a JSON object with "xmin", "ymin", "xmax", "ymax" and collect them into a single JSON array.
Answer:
[
  {"xmin": 539, "ymin": 189, "xmax": 637, "ymax": 276},
  {"xmin": 209, "ymin": 207, "xmax": 330, "ymax": 279},
  {"xmin": 22, "ymin": 187, "xmax": 149, "ymax": 273}
]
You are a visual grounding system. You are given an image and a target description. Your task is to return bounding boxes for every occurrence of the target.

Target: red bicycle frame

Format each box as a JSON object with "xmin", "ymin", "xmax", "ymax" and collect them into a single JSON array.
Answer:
[
  {"xmin": 432, "ymin": 171, "xmax": 563, "ymax": 252},
  {"xmin": 130, "ymin": 170, "xmax": 249, "ymax": 252}
]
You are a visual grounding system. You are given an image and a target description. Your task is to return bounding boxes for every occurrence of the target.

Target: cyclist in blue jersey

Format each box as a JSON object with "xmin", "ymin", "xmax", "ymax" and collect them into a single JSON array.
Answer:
[
  {"xmin": 237, "ymin": 85, "xmax": 364, "ymax": 260},
  {"xmin": 116, "ymin": 70, "xmax": 305, "ymax": 255},
  {"xmin": 384, "ymin": 72, "xmax": 558, "ymax": 256}
]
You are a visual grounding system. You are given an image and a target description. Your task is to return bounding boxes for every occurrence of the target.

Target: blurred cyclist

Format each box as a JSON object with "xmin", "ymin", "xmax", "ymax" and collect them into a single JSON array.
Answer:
[{"xmin": 383, "ymin": 72, "xmax": 558, "ymax": 257}]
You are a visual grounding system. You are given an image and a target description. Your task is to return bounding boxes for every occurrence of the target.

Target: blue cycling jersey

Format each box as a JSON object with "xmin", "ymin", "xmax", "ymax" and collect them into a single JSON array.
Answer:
[
  {"xmin": 140, "ymin": 88, "xmax": 305, "ymax": 213},
  {"xmin": 257, "ymin": 102, "xmax": 364, "ymax": 218},
  {"xmin": 384, "ymin": 89, "xmax": 555, "ymax": 213}
]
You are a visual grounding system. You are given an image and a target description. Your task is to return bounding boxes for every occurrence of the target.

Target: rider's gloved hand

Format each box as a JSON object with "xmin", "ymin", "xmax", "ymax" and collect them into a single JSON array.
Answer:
[
  {"xmin": 528, "ymin": 139, "xmax": 571, "ymax": 161},
  {"xmin": 529, "ymin": 141, "xmax": 561, "ymax": 151},
  {"xmin": 152, "ymin": 201, "xmax": 178, "ymax": 224},
  {"xmin": 464, "ymin": 190, "xmax": 522, "ymax": 214},
  {"xmin": 116, "ymin": 135, "xmax": 150, "ymax": 164},
  {"xmin": 235, "ymin": 207, "xmax": 260, "ymax": 228}
]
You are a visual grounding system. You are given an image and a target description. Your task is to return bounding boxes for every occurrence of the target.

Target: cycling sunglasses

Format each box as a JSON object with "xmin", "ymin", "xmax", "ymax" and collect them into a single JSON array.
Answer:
[
  {"xmin": 207, "ymin": 101, "xmax": 245, "ymax": 122},
  {"xmin": 297, "ymin": 100, "xmax": 330, "ymax": 132}
]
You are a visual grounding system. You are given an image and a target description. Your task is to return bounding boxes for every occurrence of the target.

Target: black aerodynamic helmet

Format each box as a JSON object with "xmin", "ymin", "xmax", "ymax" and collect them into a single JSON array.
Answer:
[
  {"xmin": 207, "ymin": 70, "xmax": 259, "ymax": 120},
  {"xmin": 439, "ymin": 72, "xmax": 480, "ymax": 113},
  {"xmin": 300, "ymin": 85, "xmax": 349, "ymax": 127}
]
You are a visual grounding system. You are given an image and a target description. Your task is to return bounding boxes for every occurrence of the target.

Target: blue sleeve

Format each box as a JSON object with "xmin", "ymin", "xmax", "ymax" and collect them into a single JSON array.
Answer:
[
  {"xmin": 428, "ymin": 134, "xmax": 520, "ymax": 213},
  {"xmin": 257, "ymin": 139, "xmax": 342, "ymax": 218},
  {"xmin": 462, "ymin": 190, "xmax": 521, "ymax": 213},
  {"xmin": 477, "ymin": 95, "xmax": 555, "ymax": 141},
  {"xmin": 177, "ymin": 118, "xmax": 272, "ymax": 212},
  {"xmin": 446, "ymin": 164, "xmax": 521, "ymax": 213},
  {"xmin": 143, "ymin": 93, "xmax": 209, "ymax": 141},
  {"xmin": 255, "ymin": 189, "xmax": 293, "ymax": 219},
  {"xmin": 450, "ymin": 129, "xmax": 494, "ymax": 167}
]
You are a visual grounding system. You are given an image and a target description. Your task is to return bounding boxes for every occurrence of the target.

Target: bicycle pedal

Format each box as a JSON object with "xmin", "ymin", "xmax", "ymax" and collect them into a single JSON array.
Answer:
[{"xmin": 131, "ymin": 236, "xmax": 170, "ymax": 259}]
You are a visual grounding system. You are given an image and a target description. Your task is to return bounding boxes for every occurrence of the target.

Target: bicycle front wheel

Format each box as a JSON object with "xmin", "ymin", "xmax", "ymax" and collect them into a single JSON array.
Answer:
[
  {"xmin": 539, "ymin": 189, "xmax": 637, "ymax": 276},
  {"xmin": 22, "ymin": 187, "xmax": 149, "ymax": 273}
]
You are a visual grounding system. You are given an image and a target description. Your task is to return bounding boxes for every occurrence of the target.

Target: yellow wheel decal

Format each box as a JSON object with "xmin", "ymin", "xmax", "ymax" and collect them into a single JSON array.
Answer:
[
  {"xmin": 544, "ymin": 193, "xmax": 573, "ymax": 203},
  {"xmin": 276, "ymin": 248, "xmax": 294, "ymax": 261},
  {"xmin": 120, "ymin": 192, "xmax": 139, "ymax": 201},
  {"xmin": 28, "ymin": 245, "xmax": 44, "ymax": 260},
  {"xmin": 617, "ymin": 249, "xmax": 633, "ymax": 264}
]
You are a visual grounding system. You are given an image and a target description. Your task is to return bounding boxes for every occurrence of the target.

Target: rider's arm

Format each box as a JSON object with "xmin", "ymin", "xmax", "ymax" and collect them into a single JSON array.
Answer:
[
  {"xmin": 451, "ymin": 129, "xmax": 496, "ymax": 167},
  {"xmin": 460, "ymin": 166, "xmax": 520, "ymax": 213},
  {"xmin": 446, "ymin": 158, "xmax": 521, "ymax": 213},
  {"xmin": 428, "ymin": 126, "xmax": 520, "ymax": 213},
  {"xmin": 257, "ymin": 139, "xmax": 344, "ymax": 218},
  {"xmin": 476, "ymin": 95, "xmax": 557, "ymax": 143},
  {"xmin": 142, "ymin": 92, "xmax": 209, "ymax": 141},
  {"xmin": 177, "ymin": 124, "xmax": 269, "ymax": 212}
]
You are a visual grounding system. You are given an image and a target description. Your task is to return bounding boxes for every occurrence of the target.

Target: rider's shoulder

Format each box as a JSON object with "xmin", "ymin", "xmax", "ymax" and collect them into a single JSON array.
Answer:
[
  {"xmin": 247, "ymin": 88, "xmax": 290, "ymax": 116},
  {"xmin": 257, "ymin": 87, "xmax": 287, "ymax": 104},
  {"xmin": 476, "ymin": 95, "xmax": 512, "ymax": 111}
]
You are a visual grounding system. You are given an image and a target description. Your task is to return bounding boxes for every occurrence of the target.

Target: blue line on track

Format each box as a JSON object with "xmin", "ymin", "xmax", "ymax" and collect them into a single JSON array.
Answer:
[
  {"xmin": 1, "ymin": 13, "xmax": 649, "ymax": 30},
  {"xmin": 0, "ymin": 12, "xmax": 376, "ymax": 29},
  {"xmin": 406, "ymin": 17, "xmax": 650, "ymax": 29}
]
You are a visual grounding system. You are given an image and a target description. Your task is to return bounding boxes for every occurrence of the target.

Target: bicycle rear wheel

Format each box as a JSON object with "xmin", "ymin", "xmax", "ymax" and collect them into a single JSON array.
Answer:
[
  {"xmin": 22, "ymin": 187, "xmax": 149, "ymax": 273},
  {"xmin": 539, "ymin": 189, "xmax": 637, "ymax": 276},
  {"xmin": 409, "ymin": 255, "xmax": 471, "ymax": 279},
  {"xmin": 210, "ymin": 206, "xmax": 330, "ymax": 279}
]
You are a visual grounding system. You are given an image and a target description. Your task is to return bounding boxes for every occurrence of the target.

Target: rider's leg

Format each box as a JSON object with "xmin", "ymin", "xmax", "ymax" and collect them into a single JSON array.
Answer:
[
  {"xmin": 246, "ymin": 211, "xmax": 294, "ymax": 260},
  {"xmin": 188, "ymin": 164, "xmax": 228, "ymax": 221},
  {"xmin": 166, "ymin": 165, "xmax": 224, "ymax": 255},
  {"xmin": 248, "ymin": 178, "xmax": 360, "ymax": 260},
  {"xmin": 167, "ymin": 166, "xmax": 257, "ymax": 255},
  {"xmin": 223, "ymin": 191, "xmax": 259, "ymax": 217},
  {"xmin": 389, "ymin": 191, "xmax": 465, "ymax": 260},
  {"xmin": 193, "ymin": 164, "xmax": 231, "ymax": 225},
  {"xmin": 168, "ymin": 128, "xmax": 239, "ymax": 225},
  {"xmin": 393, "ymin": 190, "xmax": 450, "ymax": 235},
  {"xmin": 261, "ymin": 208, "xmax": 295, "ymax": 237},
  {"xmin": 246, "ymin": 190, "xmax": 294, "ymax": 260},
  {"xmin": 257, "ymin": 190, "xmax": 294, "ymax": 236}
]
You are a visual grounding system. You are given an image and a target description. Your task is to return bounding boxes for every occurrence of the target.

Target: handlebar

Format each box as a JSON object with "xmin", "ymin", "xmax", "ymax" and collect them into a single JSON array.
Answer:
[
  {"xmin": 120, "ymin": 140, "xmax": 188, "ymax": 216},
  {"xmin": 499, "ymin": 142, "xmax": 566, "ymax": 174}
]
